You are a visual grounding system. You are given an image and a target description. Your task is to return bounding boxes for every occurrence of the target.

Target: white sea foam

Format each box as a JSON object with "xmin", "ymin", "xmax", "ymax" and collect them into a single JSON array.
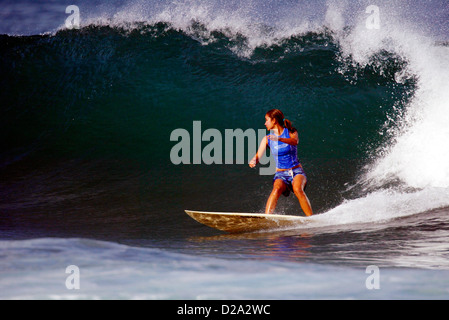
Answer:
[
  {"xmin": 2, "ymin": 238, "xmax": 449, "ymax": 299},
  {"xmin": 337, "ymin": 21, "xmax": 449, "ymax": 190},
  {"xmin": 308, "ymin": 188, "xmax": 449, "ymax": 228},
  {"xmin": 321, "ymin": 2, "xmax": 449, "ymax": 223}
]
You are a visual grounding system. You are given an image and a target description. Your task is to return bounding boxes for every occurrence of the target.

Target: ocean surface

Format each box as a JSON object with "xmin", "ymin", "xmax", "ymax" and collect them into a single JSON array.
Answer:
[{"xmin": 1, "ymin": 0, "xmax": 449, "ymax": 300}]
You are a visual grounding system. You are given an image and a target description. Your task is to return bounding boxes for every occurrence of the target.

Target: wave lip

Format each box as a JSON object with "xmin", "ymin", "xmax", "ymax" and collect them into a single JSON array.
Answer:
[{"xmin": 352, "ymin": 29, "xmax": 449, "ymax": 190}]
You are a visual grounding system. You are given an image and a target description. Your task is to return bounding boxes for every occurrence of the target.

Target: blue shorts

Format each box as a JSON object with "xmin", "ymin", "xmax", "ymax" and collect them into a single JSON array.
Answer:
[{"xmin": 273, "ymin": 166, "xmax": 307, "ymax": 197}]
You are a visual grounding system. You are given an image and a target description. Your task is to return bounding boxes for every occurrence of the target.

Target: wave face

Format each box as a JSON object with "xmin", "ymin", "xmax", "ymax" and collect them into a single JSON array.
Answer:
[
  {"xmin": 1, "ymin": 0, "xmax": 449, "ymax": 238},
  {"xmin": 0, "ymin": 24, "xmax": 412, "ymax": 160}
]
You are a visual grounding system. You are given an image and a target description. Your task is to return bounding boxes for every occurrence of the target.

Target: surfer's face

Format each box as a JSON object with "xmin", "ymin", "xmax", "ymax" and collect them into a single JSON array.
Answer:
[{"xmin": 265, "ymin": 115, "xmax": 275, "ymax": 130}]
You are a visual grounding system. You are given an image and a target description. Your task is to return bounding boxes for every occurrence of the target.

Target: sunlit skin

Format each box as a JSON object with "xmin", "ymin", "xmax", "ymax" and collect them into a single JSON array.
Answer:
[{"xmin": 250, "ymin": 115, "xmax": 313, "ymax": 217}]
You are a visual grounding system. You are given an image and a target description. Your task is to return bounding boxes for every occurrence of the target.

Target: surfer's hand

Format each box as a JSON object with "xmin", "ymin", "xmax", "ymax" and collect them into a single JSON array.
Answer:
[{"xmin": 249, "ymin": 158, "xmax": 257, "ymax": 168}]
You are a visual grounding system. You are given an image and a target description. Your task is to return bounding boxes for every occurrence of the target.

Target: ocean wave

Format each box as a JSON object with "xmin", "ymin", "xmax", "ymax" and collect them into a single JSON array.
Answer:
[{"xmin": 1, "ymin": 0, "xmax": 448, "ymax": 228}]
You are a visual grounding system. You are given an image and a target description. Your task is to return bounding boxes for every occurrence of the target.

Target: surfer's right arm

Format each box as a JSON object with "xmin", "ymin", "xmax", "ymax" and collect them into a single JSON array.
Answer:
[{"xmin": 249, "ymin": 136, "xmax": 268, "ymax": 168}]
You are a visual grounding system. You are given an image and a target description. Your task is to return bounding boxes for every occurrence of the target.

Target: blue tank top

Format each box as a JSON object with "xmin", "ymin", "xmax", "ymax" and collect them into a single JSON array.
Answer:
[{"xmin": 267, "ymin": 128, "xmax": 300, "ymax": 169}]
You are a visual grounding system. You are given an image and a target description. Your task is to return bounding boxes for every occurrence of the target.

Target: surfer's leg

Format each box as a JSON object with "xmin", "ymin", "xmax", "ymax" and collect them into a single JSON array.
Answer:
[
  {"xmin": 292, "ymin": 174, "xmax": 313, "ymax": 216},
  {"xmin": 265, "ymin": 179, "xmax": 287, "ymax": 214}
]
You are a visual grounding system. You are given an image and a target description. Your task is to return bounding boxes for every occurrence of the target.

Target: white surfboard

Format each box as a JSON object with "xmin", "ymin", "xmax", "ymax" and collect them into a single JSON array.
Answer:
[{"xmin": 185, "ymin": 210, "xmax": 309, "ymax": 233}]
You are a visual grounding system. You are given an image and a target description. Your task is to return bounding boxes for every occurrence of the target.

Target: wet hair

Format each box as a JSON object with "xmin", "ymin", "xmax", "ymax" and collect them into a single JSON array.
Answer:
[{"xmin": 266, "ymin": 109, "xmax": 297, "ymax": 133}]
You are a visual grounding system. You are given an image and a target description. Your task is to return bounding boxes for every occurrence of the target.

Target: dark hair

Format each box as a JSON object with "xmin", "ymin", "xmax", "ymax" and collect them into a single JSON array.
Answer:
[{"xmin": 266, "ymin": 109, "xmax": 297, "ymax": 133}]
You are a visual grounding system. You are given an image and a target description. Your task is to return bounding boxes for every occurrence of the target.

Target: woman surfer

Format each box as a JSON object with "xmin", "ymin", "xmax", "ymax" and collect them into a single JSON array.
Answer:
[{"xmin": 249, "ymin": 109, "xmax": 313, "ymax": 216}]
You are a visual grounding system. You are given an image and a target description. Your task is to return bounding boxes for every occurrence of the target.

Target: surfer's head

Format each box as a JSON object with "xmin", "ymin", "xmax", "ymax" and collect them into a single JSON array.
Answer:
[
  {"xmin": 265, "ymin": 109, "xmax": 297, "ymax": 133},
  {"xmin": 266, "ymin": 109, "xmax": 284, "ymax": 126}
]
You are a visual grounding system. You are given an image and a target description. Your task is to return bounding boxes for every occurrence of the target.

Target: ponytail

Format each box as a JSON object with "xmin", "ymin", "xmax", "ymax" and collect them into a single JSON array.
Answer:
[{"xmin": 284, "ymin": 118, "xmax": 297, "ymax": 134}]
